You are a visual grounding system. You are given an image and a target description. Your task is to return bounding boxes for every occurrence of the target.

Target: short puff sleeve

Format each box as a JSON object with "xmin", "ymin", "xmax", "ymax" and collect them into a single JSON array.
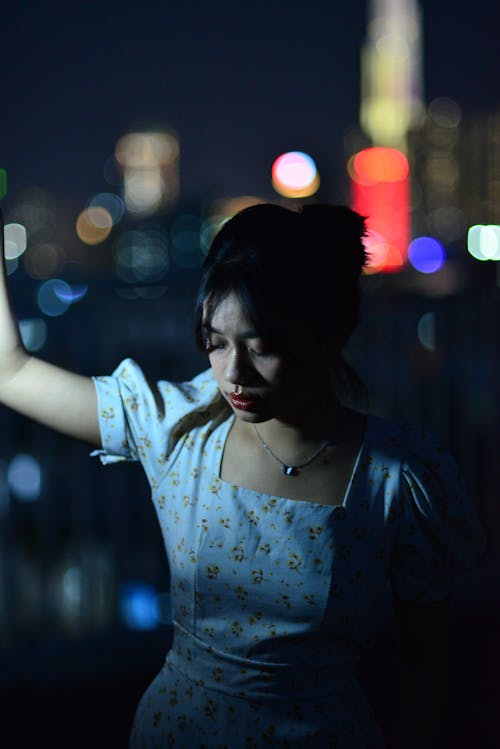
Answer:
[
  {"xmin": 390, "ymin": 427, "xmax": 486, "ymax": 603},
  {"xmin": 90, "ymin": 358, "xmax": 222, "ymax": 487}
]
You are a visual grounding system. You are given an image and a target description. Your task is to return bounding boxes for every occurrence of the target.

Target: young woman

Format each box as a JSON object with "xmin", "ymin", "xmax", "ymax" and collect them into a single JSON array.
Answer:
[{"xmin": 0, "ymin": 204, "xmax": 485, "ymax": 748}]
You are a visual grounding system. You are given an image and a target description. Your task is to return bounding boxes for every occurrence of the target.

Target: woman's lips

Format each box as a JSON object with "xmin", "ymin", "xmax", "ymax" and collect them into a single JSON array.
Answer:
[{"xmin": 229, "ymin": 392, "xmax": 258, "ymax": 411}]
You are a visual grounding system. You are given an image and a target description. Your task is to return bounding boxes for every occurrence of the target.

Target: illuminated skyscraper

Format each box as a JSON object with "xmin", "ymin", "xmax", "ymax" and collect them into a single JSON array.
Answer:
[
  {"xmin": 360, "ymin": 0, "xmax": 424, "ymax": 153},
  {"xmin": 348, "ymin": 0, "xmax": 425, "ymax": 272}
]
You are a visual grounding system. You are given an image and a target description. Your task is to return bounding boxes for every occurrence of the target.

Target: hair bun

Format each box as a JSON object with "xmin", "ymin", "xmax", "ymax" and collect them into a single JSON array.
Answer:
[{"xmin": 299, "ymin": 204, "xmax": 368, "ymax": 277}]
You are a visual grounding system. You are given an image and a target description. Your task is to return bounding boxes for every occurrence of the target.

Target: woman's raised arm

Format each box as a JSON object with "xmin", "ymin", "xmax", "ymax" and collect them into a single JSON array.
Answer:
[{"xmin": 0, "ymin": 208, "xmax": 100, "ymax": 446}]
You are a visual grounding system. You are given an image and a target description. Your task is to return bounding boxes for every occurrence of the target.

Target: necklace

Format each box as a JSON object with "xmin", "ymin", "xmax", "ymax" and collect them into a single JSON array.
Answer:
[{"xmin": 253, "ymin": 426, "xmax": 333, "ymax": 477}]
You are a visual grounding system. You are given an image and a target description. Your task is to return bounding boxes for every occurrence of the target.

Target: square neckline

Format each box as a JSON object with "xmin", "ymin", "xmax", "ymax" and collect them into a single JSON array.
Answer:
[{"xmin": 215, "ymin": 413, "xmax": 371, "ymax": 511}]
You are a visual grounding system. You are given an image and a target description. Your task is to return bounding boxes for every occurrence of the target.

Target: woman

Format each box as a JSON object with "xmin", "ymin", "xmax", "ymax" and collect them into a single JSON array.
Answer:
[{"xmin": 0, "ymin": 204, "xmax": 485, "ymax": 747}]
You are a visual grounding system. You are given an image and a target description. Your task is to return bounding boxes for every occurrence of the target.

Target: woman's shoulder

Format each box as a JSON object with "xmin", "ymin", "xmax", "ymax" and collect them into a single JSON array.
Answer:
[
  {"xmin": 364, "ymin": 412, "xmax": 446, "ymax": 465},
  {"xmin": 101, "ymin": 357, "xmax": 222, "ymax": 413}
]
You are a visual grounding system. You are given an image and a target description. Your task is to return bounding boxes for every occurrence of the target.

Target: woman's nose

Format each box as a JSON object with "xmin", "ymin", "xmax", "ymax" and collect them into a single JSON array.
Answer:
[{"xmin": 224, "ymin": 348, "xmax": 251, "ymax": 384}]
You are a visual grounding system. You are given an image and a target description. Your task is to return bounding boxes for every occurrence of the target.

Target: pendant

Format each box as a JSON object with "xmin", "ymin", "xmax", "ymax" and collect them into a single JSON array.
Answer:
[{"xmin": 283, "ymin": 465, "xmax": 299, "ymax": 477}]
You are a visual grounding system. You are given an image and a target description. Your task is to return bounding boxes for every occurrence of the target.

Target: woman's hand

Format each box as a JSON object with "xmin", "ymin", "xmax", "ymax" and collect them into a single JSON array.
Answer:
[{"xmin": 0, "ymin": 207, "xmax": 101, "ymax": 446}]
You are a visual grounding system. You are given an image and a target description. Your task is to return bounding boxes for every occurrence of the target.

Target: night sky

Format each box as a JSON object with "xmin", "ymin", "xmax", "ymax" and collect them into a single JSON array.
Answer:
[{"xmin": 2, "ymin": 0, "xmax": 499, "ymax": 212}]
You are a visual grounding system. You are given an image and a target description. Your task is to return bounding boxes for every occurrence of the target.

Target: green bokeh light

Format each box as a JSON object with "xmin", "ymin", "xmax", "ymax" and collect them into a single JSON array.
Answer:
[{"xmin": 0, "ymin": 169, "xmax": 7, "ymax": 200}]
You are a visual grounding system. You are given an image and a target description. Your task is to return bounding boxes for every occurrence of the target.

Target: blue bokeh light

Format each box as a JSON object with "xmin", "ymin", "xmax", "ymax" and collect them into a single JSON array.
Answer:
[
  {"xmin": 120, "ymin": 581, "xmax": 160, "ymax": 630},
  {"xmin": 408, "ymin": 236, "xmax": 446, "ymax": 274}
]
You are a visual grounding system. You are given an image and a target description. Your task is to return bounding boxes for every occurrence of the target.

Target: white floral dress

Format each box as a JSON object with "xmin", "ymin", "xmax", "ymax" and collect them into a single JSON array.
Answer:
[{"xmin": 92, "ymin": 359, "xmax": 485, "ymax": 749}]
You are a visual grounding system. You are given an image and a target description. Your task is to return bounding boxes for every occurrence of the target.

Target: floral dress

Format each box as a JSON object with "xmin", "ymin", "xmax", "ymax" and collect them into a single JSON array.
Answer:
[{"xmin": 92, "ymin": 359, "xmax": 485, "ymax": 749}]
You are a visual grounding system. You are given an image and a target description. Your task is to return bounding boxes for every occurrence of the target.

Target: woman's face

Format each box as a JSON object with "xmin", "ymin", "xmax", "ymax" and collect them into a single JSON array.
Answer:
[{"xmin": 204, "ymin": 292, "xmax": 326, "ymax": 424}]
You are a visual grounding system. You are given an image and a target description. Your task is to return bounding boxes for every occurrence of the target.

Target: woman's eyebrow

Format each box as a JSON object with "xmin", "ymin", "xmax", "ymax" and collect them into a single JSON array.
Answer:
[{"xmin": 203, "ymin": 322, "xmax": 259, "ymax": 339}]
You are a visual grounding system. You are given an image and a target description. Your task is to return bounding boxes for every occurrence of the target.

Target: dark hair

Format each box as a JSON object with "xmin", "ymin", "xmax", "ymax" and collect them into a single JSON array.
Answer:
[{"xmin": 194, "ymin": 203, "xmax": 368, "ymax": 363}]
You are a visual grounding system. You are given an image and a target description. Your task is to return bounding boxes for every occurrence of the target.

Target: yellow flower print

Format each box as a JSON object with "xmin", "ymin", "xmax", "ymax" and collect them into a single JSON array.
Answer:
[
  {"xmin": 153, "ymin": 711, "xmax": 162, "ymax": 727},
  {"xmin": 219, "ymin": 517, "xmax": 231, "ymax": 528},
  {"xmin": 287, "ymin": 552, "xmax": 303, "ymax": 572},
  {"xmin": 231, "ymin": 621, "xmax": 243, "ymax": 636},
  {"xmin": 158, "ymin": 494, "xmax": 166, "ymax": 510},
  {"xmin": 235, "ymin": 586, "xmax": 248, "ymax": 601},
  {"xmin": 203, "ymin": 697, "xmax": 217, "ymax": 720},
  {"xmin": 250, "ymin": 569, "xmax": 266, "ymax": 584},
  {"xmin": 258, "ymin": 543, "xmax": 271, "ymax": 555},
  {"xmin": 212, "ymin": 666, "xmax": 224, "ymax": 682},
  {"xmin": 247, "ymin": 510, "xmax": 260, "ymax": 526},
  {"xmin": 206, "ymin": 564, "xmax": 220, "ymax": 579},
  {"xmin": 309, "ymin": 526, "xmax": 323, "ymax": 540},
  {"xmin": 231, "ymin": 545, "xmax": 246, "ymax": 562},
  {"xmin": 100, "ymin": 407, "xmax": 115, "ymax": 420},
  {"xmin": 247, "ymin": 611, "xmax": 263, "ymax": 625},
  {"xmin": 208, "ymin": 539, "xmax": 223, "ymax": 549},
  {"xmin": 176, "ymin": 714, "xmax": 188, "ymax": 731},
  {"xmin": 303, "ymin": 593, "xmax": 316, "ymax": 605}
]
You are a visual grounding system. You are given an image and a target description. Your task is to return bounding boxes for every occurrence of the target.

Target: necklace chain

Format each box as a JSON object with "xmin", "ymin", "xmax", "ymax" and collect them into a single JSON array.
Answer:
[{"xmin": 253, "ymin": 426, "xmax": 333, "ymax": 477}]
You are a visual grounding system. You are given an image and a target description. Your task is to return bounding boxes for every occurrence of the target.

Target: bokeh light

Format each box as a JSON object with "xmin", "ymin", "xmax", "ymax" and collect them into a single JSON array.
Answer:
[
  {"xmin": 417, "ymin": 312, "xmax": 436, "ymax": 351},
  {"xmin": 0, "ymin": 168, "xmax": 6, "ymax": 200},
  {"xmin": 408, "ymin": 236, "xmax": 446, "ymax": 273},
  {"xmin": 76, "ymin": 207, "xmax": 113, "ymax": 245},
  {"xmin": 37, "ymin": 279, "xmax": 72, "ymax": 316},
  {"xmin": 467, "ymin": 225, "xmax": 500, "ymax": 261},
  {"xmin": 54, "ymin": 283, "xmax": 88, "ymax": 303},
  {"xmin": 0, "ymin": 460, "xmax": 9, "ymax": 515},
  {"xmin": 8, "ymin": 454, "xmax": 42, "ymax": 501},
  {"xmin": 428, "ymin": 97, "xmax": 461, "ymax": 129},
  {"xmin": 115, "ymin": 131, "xmax": 180, "ymax": 215},
  {"xmin": 6, "ymin": 258, "xmax": 18, "ymax": 275},
  {"xmin": 4, "ymin": 223, "xmax": 28, "ymax": 259},
  {"xmin": 23, "ymin": 242, "xmax": 63, "ymax": 280},
  {"xmin": 114, "ymin": 228, "xmax": 169, "ymax": 283},
  {"xmin": 271, "ymin": 151, "xmax": 320, "ymax": 198},
  {"xmin": 19, "ymin": 318, "xmax": 48, "ymax": 352},
  {"xmin": 88, "ymin": 193, "xmax": 125, "ymax": 225},
  {"xmin": 349, "ymin": 147, "xmax": 409, "ymax": 273},
  {"xmin": 120, "ymin": 581, "xmax": 159, "ymax": 630},
  {"xmin": 349, "ymin": 147, "xmax": 409, "ymax": 185},
  {"xmin": 10, "ymin": 187, "xmax": 56, "ymax": 244}
]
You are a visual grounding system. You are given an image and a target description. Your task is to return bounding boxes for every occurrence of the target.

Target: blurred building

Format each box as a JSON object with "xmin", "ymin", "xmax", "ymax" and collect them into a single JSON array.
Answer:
[{"xmin": 408, "ymin": 100, "xmax": 500, "ymax": 246}]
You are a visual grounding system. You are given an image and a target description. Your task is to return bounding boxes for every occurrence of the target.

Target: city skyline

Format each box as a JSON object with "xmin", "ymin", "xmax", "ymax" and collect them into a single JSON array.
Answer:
[{"xmin": 2, "ymin": 0, "xmax": 498, "ymax": 212}]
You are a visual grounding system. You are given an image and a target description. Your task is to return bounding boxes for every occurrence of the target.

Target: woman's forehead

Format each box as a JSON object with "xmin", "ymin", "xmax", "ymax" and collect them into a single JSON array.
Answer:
[
  {"xmin": 204, "ymin": 292, "xmax": 255, "ymax": 330},
  {"xmin": 203, "ymin": 291, "xmax": 312, "ymax": 345}
]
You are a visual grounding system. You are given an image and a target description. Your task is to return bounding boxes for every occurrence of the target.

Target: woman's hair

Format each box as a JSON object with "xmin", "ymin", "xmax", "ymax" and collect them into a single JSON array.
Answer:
[{"xmin": 194, "ymin": 202, "xmax": 368, "ymax": 363}]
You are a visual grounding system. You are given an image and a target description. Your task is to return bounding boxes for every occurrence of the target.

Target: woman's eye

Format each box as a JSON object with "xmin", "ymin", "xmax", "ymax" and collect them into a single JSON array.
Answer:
[
  {"xmin": 251, "ymin": 349, "xmax": 273, "ymax": 358},
  {"xmin": 206, "ymin": 340, "xmax": 224, "ymax": 352}
]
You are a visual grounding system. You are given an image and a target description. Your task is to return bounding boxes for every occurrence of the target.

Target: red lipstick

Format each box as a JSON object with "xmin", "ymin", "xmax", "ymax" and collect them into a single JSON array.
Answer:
[{"xmin": 229, "ymin": 392, "xmax": 258, "ymax": 411}]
